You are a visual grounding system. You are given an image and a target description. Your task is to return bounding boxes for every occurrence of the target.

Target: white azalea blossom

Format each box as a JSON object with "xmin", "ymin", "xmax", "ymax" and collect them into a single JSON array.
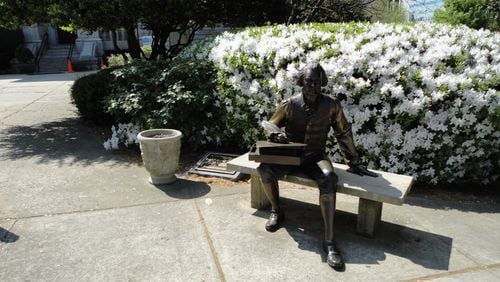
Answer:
[
  {"xmin": 184, "ymin": 22, "xmax": 499, "ymax": 184},
  {"xmin": 103, "ymin": 123, "xmax": 141, "ymax": 151}
]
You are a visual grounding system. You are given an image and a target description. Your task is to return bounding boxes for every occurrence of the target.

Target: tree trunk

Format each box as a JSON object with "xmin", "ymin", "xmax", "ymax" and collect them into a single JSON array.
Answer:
[
  {"xmin": 111, "ymin": 30, "xmax": 121, "ymax": 51},
  {"xmin": 111, "ymin": 30, "xmax": 128, "ymax": 62},
  {"xmin": 125, "ymin": 26, "xmax": 141, "ymax": 59},
  {"xmin": 150, "ymin": 31, "xmax": 168, "ymax": 60},
  {"xmin": 150, "ymin": 30, "xmax": 169, "ymax": 60},
  {"xmin": 158, "ymin": 34, "xmax": 168, "ymax": 59},
  {"xmin": 149, "ymin": 31, "xmax": 161, "ymax": 60}
]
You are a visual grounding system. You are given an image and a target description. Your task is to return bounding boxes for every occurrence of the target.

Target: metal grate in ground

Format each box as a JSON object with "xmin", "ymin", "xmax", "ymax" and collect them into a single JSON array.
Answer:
[{"xmin": 188, "ymin": 152, "xmax": 244, "ymax": 181}]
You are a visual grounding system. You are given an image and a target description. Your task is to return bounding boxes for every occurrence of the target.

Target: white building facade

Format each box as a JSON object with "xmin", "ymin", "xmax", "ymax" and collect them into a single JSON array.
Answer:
[{"xmin": 21, "ymin": 23, "xmax": 229, "ymax": 72}]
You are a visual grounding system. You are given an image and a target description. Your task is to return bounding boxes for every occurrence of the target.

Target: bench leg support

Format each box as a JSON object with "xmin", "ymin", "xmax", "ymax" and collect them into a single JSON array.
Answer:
[
  {"xmin": 250, "ymin": 175, "xmax": 270, "ymax": 210},
  {"xmin": 356, "ymin": 198, "xmax": 382, "ymax": 237}
]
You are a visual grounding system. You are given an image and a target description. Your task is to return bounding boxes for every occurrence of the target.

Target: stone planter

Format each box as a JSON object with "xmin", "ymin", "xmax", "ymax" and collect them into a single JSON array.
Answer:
[{"xmin": 137, "ymin": 129, "xmax": 182, "ymax": 185}]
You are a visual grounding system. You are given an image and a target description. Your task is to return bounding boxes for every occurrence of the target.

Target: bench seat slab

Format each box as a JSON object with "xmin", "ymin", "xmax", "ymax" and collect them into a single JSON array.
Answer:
[
  {"xmin": 229, "ymin": 153, "xmax": 414, "ymax": 237},
  {"xmin": 227, "ymin": 153, "xmax": 413, "ymax": 206}
]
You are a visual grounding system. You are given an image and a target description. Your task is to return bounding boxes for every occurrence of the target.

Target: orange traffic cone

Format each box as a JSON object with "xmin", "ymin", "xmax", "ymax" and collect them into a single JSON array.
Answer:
[{"xmin": 67, "ymin": 58, "xmax": 74, "ymax": 73}]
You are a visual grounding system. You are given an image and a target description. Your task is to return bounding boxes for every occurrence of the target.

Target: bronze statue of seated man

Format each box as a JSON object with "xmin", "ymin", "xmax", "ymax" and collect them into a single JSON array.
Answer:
[{"xmin": 257, "ymin": 63, "xmax": 376, "ymax": 271}]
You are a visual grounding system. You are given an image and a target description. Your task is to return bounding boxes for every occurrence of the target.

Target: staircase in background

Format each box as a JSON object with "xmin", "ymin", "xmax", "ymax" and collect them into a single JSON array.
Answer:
[{"xmin": 38, "ymin": 45, "xmax": 76, "ymax": 73}]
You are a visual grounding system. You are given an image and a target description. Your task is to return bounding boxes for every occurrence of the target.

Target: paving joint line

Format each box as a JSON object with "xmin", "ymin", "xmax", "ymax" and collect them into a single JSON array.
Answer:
[
  {"xmin": 402, "ymin": 262, "xmax": 500, "ymax": 281},
  {"xmin": 450, "ymin": 245, "xmax": 483, "ymax": 268},
  {"xmin": 194, "ymin": 200, "xmax": 226, "ymax": 282},
  {"xmin": 0, "ymin": 189, "xmax": 249, "ymax": 221},
  {"xmin": 0, "ymin": 81, "xmax": 68, "ymax": 124}
]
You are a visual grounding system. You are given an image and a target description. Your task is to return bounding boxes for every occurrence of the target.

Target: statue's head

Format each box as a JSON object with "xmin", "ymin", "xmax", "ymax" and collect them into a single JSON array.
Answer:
[{"xmin": 297, "ymin": 63, "xmax": 328, "ymax": 102}]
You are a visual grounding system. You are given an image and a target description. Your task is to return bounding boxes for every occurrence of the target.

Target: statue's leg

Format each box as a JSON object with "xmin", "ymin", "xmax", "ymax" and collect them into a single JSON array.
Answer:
[
  {"xmin": 256, "ymin": 164, "xmax": 285, "ymax": 232},
  {"xmin": 319, "ymin": 193, "xmax": 336, "ymax": 244},
  {"xmin": 256, "ymin": 164, "xmax": 280, "ymax": 211},
  {"xmin": 261, "ymin": 179, "xmax": 280, "ymax": 212},
  {"xmin": 305, "ymin": 159, "xmax": 345, "ymax": 270}
]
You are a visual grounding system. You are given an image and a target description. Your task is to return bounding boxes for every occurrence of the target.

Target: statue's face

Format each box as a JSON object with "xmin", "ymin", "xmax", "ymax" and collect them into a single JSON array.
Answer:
[{"xmin": 302, "ymin": 68, "xmax": 322, "ymax": 102}]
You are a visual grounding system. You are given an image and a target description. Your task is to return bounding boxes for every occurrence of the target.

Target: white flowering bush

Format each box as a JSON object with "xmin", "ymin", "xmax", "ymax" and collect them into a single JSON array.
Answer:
[
  {"xmin": 100, "ymin": 58, "xmax": 225, "ymax": 150},
  {"xmin": 103, "ymin": 123, "xmax": 141, "ymax": 150},
  {"xmin": 183, "ymin": 22, "xmax": 500, "ymax": 185}
]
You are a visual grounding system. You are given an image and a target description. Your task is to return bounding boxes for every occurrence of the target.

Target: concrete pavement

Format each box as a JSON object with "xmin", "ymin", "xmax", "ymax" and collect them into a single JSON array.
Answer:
[{"xmin": 1, "ymin": 72, "xmax": 500, "ymax": 281}]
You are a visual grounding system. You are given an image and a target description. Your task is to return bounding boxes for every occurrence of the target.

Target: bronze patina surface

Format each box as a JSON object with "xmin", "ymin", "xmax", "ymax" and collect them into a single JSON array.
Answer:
[{"xmin": 256, "ymin": 64, "xmax": 377, "ymax": 271}]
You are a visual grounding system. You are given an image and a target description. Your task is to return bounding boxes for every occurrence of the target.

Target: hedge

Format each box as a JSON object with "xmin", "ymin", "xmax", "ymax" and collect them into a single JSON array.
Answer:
[
  {"xmin": 70, "ymin": 68, "xmax": 115, "ymax": 124},
  {"xmin": 76, "ymin": 22, "xmax": 499, "ymax": 186},
  {"xmin": 183, "ymin": 22, "xmax": 500, "ymax": 185}
]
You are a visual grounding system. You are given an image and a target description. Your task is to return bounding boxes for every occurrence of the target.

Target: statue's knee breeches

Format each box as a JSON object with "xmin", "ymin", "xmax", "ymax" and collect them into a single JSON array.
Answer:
[
  {"xmin": 309, "ymin": 159, "xmax": 338, "ymax": 195},
  {"xmin": 257, "ymin": 163, "xmax": 276, "ymax": 184},
  {"xmin": 317, "ymin": 171, "xmax": 338, "ymax": 195}
]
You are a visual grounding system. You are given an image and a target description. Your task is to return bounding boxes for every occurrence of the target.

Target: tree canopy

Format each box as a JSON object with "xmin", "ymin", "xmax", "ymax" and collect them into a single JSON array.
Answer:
[
  {"xmin": 55, "ymin": 0, "xmax": 143, "ymax": 58},
  {"xmin": 140, "ymin": 0, "xmax": 224, "ymax": 59},
  {"xmin": 0, "ymin": 0, "xmax": 56, "ymax": 29},
  {"xmin": 286, "ymin": 0, "xmax": 374, "ymax": 23},
  {"xmin": 434, "ymin": 0, "xmax": 499, "ymax": 30},
  {"xmin": 1, "ymin": 0, "xmax": 384, "ymax": 59}
]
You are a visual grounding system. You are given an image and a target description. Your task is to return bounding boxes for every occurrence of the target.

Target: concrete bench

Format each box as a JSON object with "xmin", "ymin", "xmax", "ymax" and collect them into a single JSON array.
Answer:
[{"xmin": 227, "ymin": 153, "xmax": 414, "ymax": 237}]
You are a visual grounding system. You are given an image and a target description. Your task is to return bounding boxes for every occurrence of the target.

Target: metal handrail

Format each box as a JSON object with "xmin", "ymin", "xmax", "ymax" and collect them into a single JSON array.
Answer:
[
  {"xmin": 67, "ymin": 43, "xmax": 75, "ymax": 61},
  {"xmin": 34, "ymin": 32, "xmax": 49, "ymax": 72}
]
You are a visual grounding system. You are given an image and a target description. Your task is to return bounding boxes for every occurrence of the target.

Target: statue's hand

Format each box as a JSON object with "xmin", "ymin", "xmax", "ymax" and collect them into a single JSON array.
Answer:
[
  {"xmin": 347, "ymin": 164, "xmax": 378, "ymax": 177},
  {"xmin": 268, "ymin": 132, "xmax": 289, "ymax": 144}
]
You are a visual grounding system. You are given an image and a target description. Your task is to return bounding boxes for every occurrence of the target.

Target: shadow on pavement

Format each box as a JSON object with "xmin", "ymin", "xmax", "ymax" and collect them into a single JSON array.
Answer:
[
  {"xmin": 0, "ymin": 227, "xmax": 19, "ymax": 243},
  {"xmin": 0, "ymin": 117, "xmax": 129, "ymax": 167},
  {"xmin": 405, "ymin": 196, "xmax": 500, "ymax": 214},
  {"xmin": 254, "ymin": 197, "xmax": 452, "ymax": 271},
  {"xmin": 154, "ymin": 178, "xmax": 211, "ymax": 199}
]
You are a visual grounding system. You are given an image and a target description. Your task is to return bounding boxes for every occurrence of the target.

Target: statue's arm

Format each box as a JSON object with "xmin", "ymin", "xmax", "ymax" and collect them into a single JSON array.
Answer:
[
  {"xmin": 331, "ymin": 100, "xmax": 360, "ymax": 166},
  {"xmin": 264, "ymin": 100, "xmax": 289, "ymax": 142},
  {"xmin": 268, "ymin": 100, "xmax": 287, "ymax": 127}
]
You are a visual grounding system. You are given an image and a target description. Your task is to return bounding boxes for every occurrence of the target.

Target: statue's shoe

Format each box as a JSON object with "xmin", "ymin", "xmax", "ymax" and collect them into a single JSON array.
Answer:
[
  {"xmin": 323, "ymin": 242, "xmax": 345, "ymax": 271},
  {"xmin": 265, "ymin": 210, "xmax": 285, "ymax": 232}
]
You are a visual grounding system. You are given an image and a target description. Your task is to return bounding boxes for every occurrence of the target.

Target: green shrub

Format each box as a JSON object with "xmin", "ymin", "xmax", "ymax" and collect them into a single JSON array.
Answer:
[
  {"xmin": 14, "ymin": 45, "xmax": 34, "ymax": 63},
  {"xmin": 105, "ymin": 46, "xmax": 152, "ymax": 67},
  {"xmin": 101, "ymin": 22, "xmax": 499, "ymax": 187},
  {"xmin": 194, "ymin": 22, "xmax": 500, "ymax": 186},
  {"xmin": 104, "ymin": 58, "xmax": 223, "ymax": 149},
  {"xmin": 107, "ymin": 53, "xmax": 131, "ymax": 67},
  {"xmin": 141, "ymin": 45, "xmax": 152, "ymax": 58},
  {"xmin": 0, "ymin": 28, "xmax": 24, "ymax": 70},
  {"xmin": 71, "ymin": 69, "xmax": 115, "ymax": 124}
]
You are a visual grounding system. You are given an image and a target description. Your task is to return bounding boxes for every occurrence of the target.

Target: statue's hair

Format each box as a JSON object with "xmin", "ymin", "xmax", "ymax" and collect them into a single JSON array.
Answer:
[{"xmin": 297, "ymin": 63, "xmax": 328, "ymax": 87}]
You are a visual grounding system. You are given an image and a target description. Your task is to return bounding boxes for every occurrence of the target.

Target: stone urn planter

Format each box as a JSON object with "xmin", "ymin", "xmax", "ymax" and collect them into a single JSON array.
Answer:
[{"xmin": 137, "ymin": 129, "xmax": 182, "ymax": 185}]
